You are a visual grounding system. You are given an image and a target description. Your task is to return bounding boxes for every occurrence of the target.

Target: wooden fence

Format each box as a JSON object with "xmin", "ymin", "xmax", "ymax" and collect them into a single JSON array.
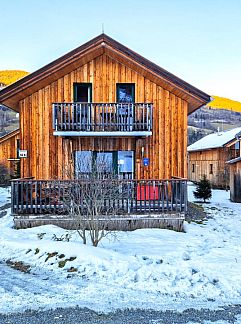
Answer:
[{"xmin": 11, "ymin": 178, "xmax": 187, "ymax": 216}]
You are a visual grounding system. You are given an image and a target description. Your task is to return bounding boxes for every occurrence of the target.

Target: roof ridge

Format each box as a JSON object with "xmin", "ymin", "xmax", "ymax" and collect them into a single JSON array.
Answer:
[{"xmin": 0, "ymin": 34, "xmax": 210, "ymax": 112}]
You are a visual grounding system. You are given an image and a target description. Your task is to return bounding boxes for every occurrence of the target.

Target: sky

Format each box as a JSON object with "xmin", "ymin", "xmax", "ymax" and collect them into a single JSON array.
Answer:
[{"xmin": 1, "ymin": 0, "xmax": 241, "ymax": 101}]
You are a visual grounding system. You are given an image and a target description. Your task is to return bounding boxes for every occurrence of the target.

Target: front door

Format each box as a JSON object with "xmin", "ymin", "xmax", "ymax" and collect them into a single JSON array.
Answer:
[
  {"xmin": 116, "ymin": 84, "xmax": 135, "ymax": 131},
  {"xmin": 74, "ymin": 83, "xmax": 92, "ymax": 130}
]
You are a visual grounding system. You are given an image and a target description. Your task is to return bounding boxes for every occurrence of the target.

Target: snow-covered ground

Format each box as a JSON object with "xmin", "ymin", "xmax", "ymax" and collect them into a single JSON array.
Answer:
[{"xmin": 0, "ymin": 184, "xmax": 241, "ymax": 314}]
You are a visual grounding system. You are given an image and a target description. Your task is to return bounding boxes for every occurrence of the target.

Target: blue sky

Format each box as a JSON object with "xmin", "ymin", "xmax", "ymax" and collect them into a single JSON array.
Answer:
[{"xmin": 1, "ymin": 0, "xmax": 241, "ymax": 101}]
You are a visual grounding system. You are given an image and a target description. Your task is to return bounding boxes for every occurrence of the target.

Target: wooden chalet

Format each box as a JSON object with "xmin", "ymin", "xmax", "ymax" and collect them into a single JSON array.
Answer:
[
  {"xmin": 0, "ymin": 128, "xmax": 20, "ymax": 176},
  {"xmin": 226, "ymin": 130, "xmax": 241, "ymax": 202},
  {"xmin": 0, "ymin": 34, "xmax": 210, "ymax": 229},
  {"xmin": 188, "ymin": 127, "xmax": 241, "ymax": 188}
]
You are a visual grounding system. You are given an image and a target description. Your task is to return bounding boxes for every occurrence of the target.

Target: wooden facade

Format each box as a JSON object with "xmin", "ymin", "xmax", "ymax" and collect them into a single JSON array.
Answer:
[
  {"xmin": 188, "ymin": 147, "xmax": 231, "ymax": 188},
  {"xmin": 0, "ymin": 34, "xmax": 210, "ymax": 182},
  {"xmin": 19, "ymin": 57, "xmax": 189, "ymax": 180},
  {"xmin": 0, "ymin": 129, "xmax": 20, "ymax": 176}
]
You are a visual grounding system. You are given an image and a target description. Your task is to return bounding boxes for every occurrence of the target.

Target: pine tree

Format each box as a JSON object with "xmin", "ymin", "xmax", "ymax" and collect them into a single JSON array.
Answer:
[{"xmin": 193, "ymin": 175, "xmax": 212, "ymax": 202}]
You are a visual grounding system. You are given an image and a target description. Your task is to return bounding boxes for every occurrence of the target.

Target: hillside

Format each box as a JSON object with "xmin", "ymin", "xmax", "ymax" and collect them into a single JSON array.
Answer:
[
  {"xmin": 0, "ymin": 70, "xmax": 30, "ymax": 137},
  {"xmin": 0, "ymin": 70, "xmax": 29, "ymax": 86},
  {"xmin": 208, "ymin": 95, "xmax": 241, "ymax": 112}
]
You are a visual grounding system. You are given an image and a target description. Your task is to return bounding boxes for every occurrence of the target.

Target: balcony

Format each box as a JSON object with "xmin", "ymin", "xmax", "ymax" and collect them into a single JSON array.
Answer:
[{"xmin": 52, "ymin": 103, "xmax": 153, "ymax": 136}]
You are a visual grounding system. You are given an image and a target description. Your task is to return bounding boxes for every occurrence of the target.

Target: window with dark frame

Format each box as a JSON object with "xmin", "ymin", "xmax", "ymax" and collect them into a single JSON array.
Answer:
[
  {"xmin": 74, "ymin": 151, "xmax": 134, "ymax": 179},
  {"xmin": 116, "ymin": 84, "xmax": 135, "ymax": 103},
  {"xmin": 192, "ymin": 164, "xmax": 195, "ymax": 173},
  {"xmin": 73, "ymin": 83, "xmax": 92, "ymax": 102},
  {"xmin": 210, "ymin": 164, "xmax": 213, "ymax": 174},
  {"xmin": 16, "ymin": 139, "xmax": 20, "ymax": 158}
]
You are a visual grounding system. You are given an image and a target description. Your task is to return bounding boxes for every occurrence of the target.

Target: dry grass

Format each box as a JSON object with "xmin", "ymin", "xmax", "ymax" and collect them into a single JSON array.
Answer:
[{"xmin": 0, "ymin": 70, "xmax": 29, "ymax": 86}]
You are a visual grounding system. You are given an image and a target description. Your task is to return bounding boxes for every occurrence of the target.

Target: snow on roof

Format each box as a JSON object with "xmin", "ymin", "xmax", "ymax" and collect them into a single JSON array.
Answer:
[
  {"xmin": 188, "ymin": 127, "xmax": 241, "ymax": 152},
  {"xmin": 226, "ymin": 156, "xmax": 241, "ymax": 164}
]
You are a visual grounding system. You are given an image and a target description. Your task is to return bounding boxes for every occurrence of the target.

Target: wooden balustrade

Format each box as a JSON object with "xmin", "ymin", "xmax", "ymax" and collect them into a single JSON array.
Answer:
[
  {"xmin": 52, "ymin": 103, "xmax": 153, "ymax": 133},
  {"xmin": 11, "ymin": 178, "xmax": 187, "ymax": 216}
]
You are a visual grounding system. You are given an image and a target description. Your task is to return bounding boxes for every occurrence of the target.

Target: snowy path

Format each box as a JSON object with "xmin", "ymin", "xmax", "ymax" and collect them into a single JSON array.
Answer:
[
  {"xmin": 0, "ymin": 262, "xmax": 89, "ymax": 314},
  {"xmin": 0, "ymin": 263, "xmax": 63, "ymax": 295}
]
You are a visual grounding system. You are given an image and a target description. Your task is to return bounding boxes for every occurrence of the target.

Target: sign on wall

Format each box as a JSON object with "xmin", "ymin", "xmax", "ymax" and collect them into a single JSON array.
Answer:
[
  {"xmin": 19, "ymin": 150, "xmax": 28, "ymax": 158},
  {"xmin": 143, "ymin": 158, "xmax": 149, "ymax": 166}
]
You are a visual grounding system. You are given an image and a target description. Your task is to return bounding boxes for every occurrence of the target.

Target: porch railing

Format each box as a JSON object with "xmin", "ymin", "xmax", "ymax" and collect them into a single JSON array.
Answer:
[
  {"xmin": 52, "ymin": 103, "xmax": 153, "ymax": 132},
  {"xmin": 11, "ymin": 178, "xmax": 187, "ymax": 216}
]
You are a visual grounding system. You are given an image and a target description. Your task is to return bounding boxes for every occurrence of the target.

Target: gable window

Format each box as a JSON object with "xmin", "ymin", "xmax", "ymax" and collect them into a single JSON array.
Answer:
[
  {"xmin": 74, "ymin": 83, "xmax": 92, "ymax": 102},
  {"xmin": 116, "ymin": 84, "xmax": 135, "ymax": 103},
  {"xmin": 116, "ymin": 84, "xmax": 135, "ymax": 131},
  {"xmin": 209, "ymin": 164, "xmax": 213, "ymax": 174},
  {"xmin": 192, "ymin": 164, "xmax": 195, "ymax": 173}
]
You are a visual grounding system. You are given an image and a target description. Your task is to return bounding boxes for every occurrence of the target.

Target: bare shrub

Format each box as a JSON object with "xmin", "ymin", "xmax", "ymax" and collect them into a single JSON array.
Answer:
[
  {"xmin": 61, "ymin": 154, "xmax": 126, "ymax": 247},
  {"xmin": 0, "ymin": 163, "xmax": 11, "ymax": 185}
]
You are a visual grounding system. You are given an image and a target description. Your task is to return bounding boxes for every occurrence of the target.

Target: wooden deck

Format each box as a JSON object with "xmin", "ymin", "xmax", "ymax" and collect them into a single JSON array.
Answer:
[{"xmin": 11, "ymin": 178, "xmax": 187, "ymax": 230}]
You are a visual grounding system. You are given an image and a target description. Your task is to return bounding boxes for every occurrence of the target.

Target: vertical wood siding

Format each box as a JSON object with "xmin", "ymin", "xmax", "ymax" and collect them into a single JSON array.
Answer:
[
  {"xmin": 0, "ymin": 130, "xmax": 19, "ymax": 174},
  {"xmin": 188, "ymin": 148, "xmax": 231, "ymax": 188},
  {"xmin": 19, "ymin": 53, "xmax": 188, "ymax": 180}
]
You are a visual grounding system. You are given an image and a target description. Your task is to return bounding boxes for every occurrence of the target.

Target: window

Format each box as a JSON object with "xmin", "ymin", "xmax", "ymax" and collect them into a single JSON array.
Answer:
[
  {"xmin": 96, "ymin": 152, "xmax": 113, "ymax": 173},
  {"xmin": 118, "ymin": 151, "xmax": 134, "ymax": 173},
  {"xmin": 192, "ymin": 164, "xmax": 195, "ymax": 173},
  {"xmin": 75, "ymin": 151, "xmax": 134, "ymax": 178},
  {"xmin": 116, "ymin": 84, "xmax": 135, "ymax": 130},
  {"xmin": 74, "ymin": 83, "xmax": 92, "ymax": 102},
  {"xmin": 16, "ymin": 139, "xmax": 20, "ymax": 158},
  {"xmin": 75, "ymin": 151, "xmax": 92, "ymax": 174},
  {"xmin": 210, "ymin": 164, "xmax": 213, "ymax": 174},
  {"xmin": 116, "ymin": 84, "xmax": 135, "ymax": 103}
]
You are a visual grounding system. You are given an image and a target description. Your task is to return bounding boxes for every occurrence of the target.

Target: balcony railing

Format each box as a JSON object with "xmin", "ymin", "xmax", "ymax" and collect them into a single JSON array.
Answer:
[
  {"xmin": 11, "ymin": 178, "xmax": 187, "ymax": 216},
  {"xmin": 52, "ymin": 103, "xmax": 152, "ymax": 135}
]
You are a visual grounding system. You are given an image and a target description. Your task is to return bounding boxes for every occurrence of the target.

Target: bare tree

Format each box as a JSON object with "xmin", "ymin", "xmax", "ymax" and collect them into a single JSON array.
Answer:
[{"xmin": 61, "ymin": 154, "xmax": 127, "ymax": 247}]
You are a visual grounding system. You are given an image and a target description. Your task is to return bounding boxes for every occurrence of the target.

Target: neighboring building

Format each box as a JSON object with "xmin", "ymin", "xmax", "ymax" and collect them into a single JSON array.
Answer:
[
  {"xmin": 0, "ymin": 34, "xmax": 210, "ymax": 227},
  {"xmin": 0, "ymin": 129, "xmax": 20, "ymax": 177},
  {"xmin": 188, "ymin": 127, "xmax": 241, "ymax": 188},
  {"xmin": 227, "ymin": 157, "xmax": 241, "ymax": 202},
  {"xmin": 227, "ymin": 133, "xmax": 241, "ymax": 202}
]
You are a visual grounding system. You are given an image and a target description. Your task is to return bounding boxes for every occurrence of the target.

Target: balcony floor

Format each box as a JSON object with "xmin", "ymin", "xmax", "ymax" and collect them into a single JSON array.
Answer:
[{"xmin": 53, "ymin": 130, "xmax": 152, "ymax": 137}]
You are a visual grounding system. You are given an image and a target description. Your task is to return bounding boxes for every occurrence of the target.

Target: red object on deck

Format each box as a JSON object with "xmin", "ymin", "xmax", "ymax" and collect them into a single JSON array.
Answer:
[{"xmin": 137, "ymin": 185, "xmax": 159, "ymax": 200}]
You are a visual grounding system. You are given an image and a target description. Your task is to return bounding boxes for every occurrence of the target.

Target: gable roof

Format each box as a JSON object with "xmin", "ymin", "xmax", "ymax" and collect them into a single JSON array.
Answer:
[
  {"xmin": 188, "ymin": 127, "xmax": 241, "ymax": 152},
  {"xmin": 0, "ymin": 34, "xmax": 211, "ymax": 112}
]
